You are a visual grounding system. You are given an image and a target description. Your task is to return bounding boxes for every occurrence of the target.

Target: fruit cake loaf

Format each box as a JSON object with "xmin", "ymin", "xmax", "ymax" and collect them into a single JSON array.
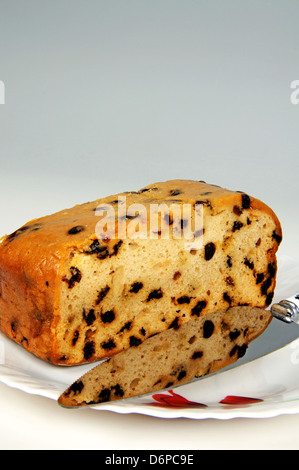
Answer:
[
  {"xmin": 0, "ymin": 180, "xmax": 282, "ymax": 365},
  {"xmin": 58, "ymin": 305, "xmax": 272, "ymax": 407}
]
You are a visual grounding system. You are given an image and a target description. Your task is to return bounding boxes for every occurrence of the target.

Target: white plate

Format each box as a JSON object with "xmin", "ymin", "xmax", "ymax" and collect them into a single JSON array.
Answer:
[{"xmin": 0, "ymin": 255, "xmax": 299, "ymax": 420}]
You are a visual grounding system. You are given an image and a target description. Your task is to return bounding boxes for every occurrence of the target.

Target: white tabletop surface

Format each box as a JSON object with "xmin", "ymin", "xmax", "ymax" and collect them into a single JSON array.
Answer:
[{"xmin": 0, "ymin": 0, "xmax": 299, "ymax": 450}]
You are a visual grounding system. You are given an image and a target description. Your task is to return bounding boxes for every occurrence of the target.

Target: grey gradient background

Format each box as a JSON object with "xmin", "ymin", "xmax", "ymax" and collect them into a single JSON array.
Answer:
[
  {"xmin": 0, "ymin": 0, "xmax": 298, "ymax": 256},
  {"xmin": 0, "ymin": 0, "xmax": 299, "ymax": 450}
]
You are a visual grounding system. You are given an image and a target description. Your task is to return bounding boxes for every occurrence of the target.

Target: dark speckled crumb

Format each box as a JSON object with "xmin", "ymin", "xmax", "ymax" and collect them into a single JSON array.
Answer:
[
  {"xmin": 83, "ymin": 308, "xmax": 96, "ymax": 326},
  {"xmin": 101, "ymin": 340, "xmax": 116, "ymax": 351},
  {"xmin": 84, "ymin": 341, "xmax": 95, "ymax": 360},
  {"xmin": 69, "ymin": 380, "xmax": 84, "ymax": 396},
  {"xmin": 230, "ymin": 343, "xmax": 247, "ymax": 358},
  {"xmin": 129, "ymin": 336, "xmax": 142, "ymax": 347},
  {"xmin": 68, "ymin": 225, "xmax": 85, "ymax": 235},
  {"xmin": 130, "ymin": 282, "xmax": 144, "ymax": 293},
  {"xmin": 204, "ymin": 242, "xmax": 216, "ymax": 261},
  {"xmin": 63, "ymin": 267, "xmax": 82, "ymax": 289},
  {"xmin": 177, "ymin": 296, "xmax": 192, "ymax": 304},
  {"xmin": 242, "ymin": 194, "xmax": 251, "ymax": 209},
  {"xmin": 203, "ymin": 320, "xmax": 214, "ymax": 338},
  {"xmin": 147, "ymin": 289, "xmax": 163, "ymax": 301},
  {"xmin": 101, "ymin": 310, "xmax": 115, "ymax": 324},
  {"xmin": 192, "ymin": 351, "xmax": 203, "ymax": 359},
  {"xmin": 233, "ymin": 221, "xmax": 243, "ymax": 232},
  {"xmin": 96, "ymin": 285, "xmax": 110, "ymax": 304},
  {"xmin": 229, "ymin": 329, "xmax": 241, "ymax": 341},
  {"xmin": 191, "ymin": 300, "xmax": 207, "ymax": 317}
]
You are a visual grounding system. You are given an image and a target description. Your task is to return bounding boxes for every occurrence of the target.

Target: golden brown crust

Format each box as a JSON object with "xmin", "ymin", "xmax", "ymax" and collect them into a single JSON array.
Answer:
[{"xmin": 0, "ymin": 180, "xmax": 283, "ymax": 250}]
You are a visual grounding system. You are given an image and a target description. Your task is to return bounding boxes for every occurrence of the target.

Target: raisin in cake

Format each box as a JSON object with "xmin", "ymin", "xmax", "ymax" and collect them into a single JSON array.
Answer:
[
  {"xmin": 0, "ymin": 180, "xmax": 282, "ymax": 365},
  {"xmin": 58, "ymin": 305, "xmax": 272, "ymax": 407}
]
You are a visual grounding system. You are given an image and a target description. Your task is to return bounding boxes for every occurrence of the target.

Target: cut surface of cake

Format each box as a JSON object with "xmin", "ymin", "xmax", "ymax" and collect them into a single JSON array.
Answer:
[{"xmin": 0, "ymin": 180, "xmax": 282, "ymax": 365}]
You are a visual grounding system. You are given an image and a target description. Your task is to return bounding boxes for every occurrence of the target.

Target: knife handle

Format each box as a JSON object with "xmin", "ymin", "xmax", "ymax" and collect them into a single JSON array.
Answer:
[{"xmin": 271, "ymin": 294, "xmax": 299, "ymax": 325}]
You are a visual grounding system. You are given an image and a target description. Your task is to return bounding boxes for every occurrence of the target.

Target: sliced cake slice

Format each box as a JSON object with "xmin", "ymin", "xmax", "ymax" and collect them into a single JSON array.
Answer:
[{"xmin": 58, "ymin": 305, "xmax": 272, "ymax": 407}]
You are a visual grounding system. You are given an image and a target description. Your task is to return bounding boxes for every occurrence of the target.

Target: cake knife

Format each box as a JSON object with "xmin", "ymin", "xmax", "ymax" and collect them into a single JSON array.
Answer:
[{"xmin": 270, "ymin": 294, "xmax": 299, "ymax": 325}]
